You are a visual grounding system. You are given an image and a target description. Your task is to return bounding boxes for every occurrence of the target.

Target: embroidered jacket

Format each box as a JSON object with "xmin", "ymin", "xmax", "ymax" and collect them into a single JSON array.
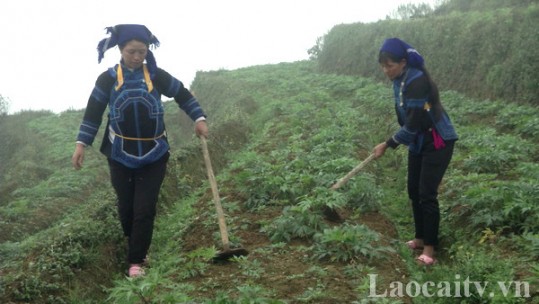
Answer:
[
  {"xmin": 386, "ymin": 67, "xmax": 458, "ymax": 154},
  {"xmin": 76, "ymin": 64, "xmax": 206, "ymax": 167}
]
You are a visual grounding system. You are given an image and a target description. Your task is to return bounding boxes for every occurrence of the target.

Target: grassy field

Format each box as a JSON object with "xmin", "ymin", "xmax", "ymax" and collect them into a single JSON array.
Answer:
[{"xmin": 1, "ymin": 61, "xmax": 538, "ymax": 303}]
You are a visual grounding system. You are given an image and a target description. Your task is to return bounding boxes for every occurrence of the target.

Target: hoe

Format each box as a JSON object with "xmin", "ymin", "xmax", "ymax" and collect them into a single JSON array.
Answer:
[
  {"xmin": 200, "ymin": 137, "xmax": 249, "ymax": 262},
  {"xmin": 323, "ymin": 153, "xmax": 376, "ymax": 222}
]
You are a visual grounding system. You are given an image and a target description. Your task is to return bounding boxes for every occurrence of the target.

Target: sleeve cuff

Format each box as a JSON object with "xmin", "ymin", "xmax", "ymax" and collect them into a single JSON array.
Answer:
[
  {"xmin": 195, "ymin": 116, "xmax": 207, "ymax": 122},
  {"xmin": 385, "ymin": 137, "xmax": 399, "ymax": 149}
]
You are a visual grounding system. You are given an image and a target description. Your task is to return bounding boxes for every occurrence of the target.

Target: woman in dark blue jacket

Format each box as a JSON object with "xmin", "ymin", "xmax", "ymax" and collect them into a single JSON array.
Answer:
[
  {"xmin": 72, "ymin": 24, "xmax": 208, "ymax": 277},
  {"xmin": 373, "ymin": 38, "xmax": 457, "ymax": 266}
]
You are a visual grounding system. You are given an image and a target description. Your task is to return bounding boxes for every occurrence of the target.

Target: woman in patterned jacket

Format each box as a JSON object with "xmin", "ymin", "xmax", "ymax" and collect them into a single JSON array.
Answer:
[
  {"xmin": 373, "ymin": 38, "xmax": 458, "ymax": 266},
  {"xmin": 72, "ymin": 24, "xmax": 208, "ymax": 277}
]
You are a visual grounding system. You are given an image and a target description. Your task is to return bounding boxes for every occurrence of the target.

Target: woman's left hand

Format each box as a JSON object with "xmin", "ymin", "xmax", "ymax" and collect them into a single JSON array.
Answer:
[{"xmin": 195, "ymin": 120, "xmax": 209, "ymax": 138}]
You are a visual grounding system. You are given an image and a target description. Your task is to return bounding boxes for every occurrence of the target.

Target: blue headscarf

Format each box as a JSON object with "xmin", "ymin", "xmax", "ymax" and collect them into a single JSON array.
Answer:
[
  {"xmin": 380, "ymin": 38, "xmax": 424, "ymax": 68},
  {"xmin": 97, "ymin": 24, "xmax": 160, "ymax": 75}
]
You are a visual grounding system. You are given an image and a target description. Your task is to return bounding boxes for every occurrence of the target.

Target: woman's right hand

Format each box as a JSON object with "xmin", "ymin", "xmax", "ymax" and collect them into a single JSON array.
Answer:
[
  {"xmin": 373, "ymin": 142, "xmax": 388, "ymax": 159},
  {"xmin": 72, "ymin": 143, "xmax": 85, "ymax": 170}
]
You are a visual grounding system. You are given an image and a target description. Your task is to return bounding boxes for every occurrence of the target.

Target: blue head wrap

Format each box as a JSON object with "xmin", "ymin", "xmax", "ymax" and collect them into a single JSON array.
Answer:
[
  {"xmin": 97, "ymin": 24, "xmax": 160, "ymax": 75},
  {"xmin": 380, "ymin": 38, "xmax": 424, "ymax": 68}
]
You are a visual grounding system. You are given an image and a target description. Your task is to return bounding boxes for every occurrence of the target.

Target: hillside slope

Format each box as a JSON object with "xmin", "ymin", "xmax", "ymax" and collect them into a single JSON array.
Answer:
[
  {"xmin": 1, "ymin": 60, "xmax": 538, "ymax": 303},
  {"xmin": 107, "ymin": 61, "xmax": 538, "ymax": 303}
]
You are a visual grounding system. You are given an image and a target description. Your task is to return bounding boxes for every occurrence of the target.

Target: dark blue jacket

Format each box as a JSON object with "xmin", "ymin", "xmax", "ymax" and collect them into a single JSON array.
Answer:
[
  {"xmin": 387, "ymin": 67, "xmax": 458, "ymax": 154},
  {"xmin": 76, "ymin": 64, "xmax": 206, "ymax": 168}
]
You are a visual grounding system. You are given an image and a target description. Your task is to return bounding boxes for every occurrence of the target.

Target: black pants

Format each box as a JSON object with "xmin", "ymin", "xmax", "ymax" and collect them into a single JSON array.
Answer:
[
  {"xmin": 108, "ymin": 153, "xmax": 169, "ymax": 264},
  {"xmin": 407, "ymin": 135, "xmax": 454, "ymax": 247}
]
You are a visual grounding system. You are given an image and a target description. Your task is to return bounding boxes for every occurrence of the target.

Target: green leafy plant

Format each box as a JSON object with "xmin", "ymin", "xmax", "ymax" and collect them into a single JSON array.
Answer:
[
  {"xmin": 297, "ymin": 281, "xmax": 327, "ymax": 302},
  {"xmin": 261, "ymin": 207, "xmax": 327, "ymax": 242},
  {"xmin": 180, "ymin": 247, "xmax": 216, "ymax": 279},
  {"xmin": 106, "ymin": 270, "xmax": 194, "ymax": 304},
  {"xmin": 312, "ymin": 224, "xmax": 394, "ymax": 262},
  {"xmin": 446, "ymin": 174, "xmax": 539, "ymax": 234},
  {"xmin": 232, "ymin": 256, "xmax": 266, "ymax": 279},
  {"xmin": 235, "ymin": 284, "xmax": 284, "ymax": 304}
]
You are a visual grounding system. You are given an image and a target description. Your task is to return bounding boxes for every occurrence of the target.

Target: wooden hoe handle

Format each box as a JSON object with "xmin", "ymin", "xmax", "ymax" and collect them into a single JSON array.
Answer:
[
  {"xmin": 200, "ymin": 137, "xmax": 230, "ymax": 250},
  {"xmin": 330, "ymin": 154, "xmax": 376, "ymax": 190}
]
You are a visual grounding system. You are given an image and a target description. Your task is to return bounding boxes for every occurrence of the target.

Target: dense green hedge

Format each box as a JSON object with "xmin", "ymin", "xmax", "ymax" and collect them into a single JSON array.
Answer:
[{"xmin": 316, "ymin": 2, "xmax": 539, "ymax": 104}]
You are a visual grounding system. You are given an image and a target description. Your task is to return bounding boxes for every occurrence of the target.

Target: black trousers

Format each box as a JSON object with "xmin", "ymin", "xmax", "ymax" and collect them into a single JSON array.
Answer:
[
  {"xmin": 407, "ymin": 135, "xmax": 455, "ymax": 247},
  {"xmin": 108, "ymin": 153, "xmax": 169, "ymax": 264}
]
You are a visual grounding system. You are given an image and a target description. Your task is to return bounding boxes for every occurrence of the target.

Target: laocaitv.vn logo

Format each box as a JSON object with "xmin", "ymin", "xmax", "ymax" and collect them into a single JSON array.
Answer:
[{"xmin": 367, "ymin": 274, "xmax": 532, "ymax": 299}]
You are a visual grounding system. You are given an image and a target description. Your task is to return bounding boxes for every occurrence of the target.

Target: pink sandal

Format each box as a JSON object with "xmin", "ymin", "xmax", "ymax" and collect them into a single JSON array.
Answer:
[
  {"xmin": 128, "ymin": 264, "xmax": 145, "ymax": 278},
  {"xmin": 406, "ymin": 240, "xmax": 423, "ymax": 250},
  {"xmin": 416, "ymin": 254, "xmax": 436, "ymax": 266}
]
